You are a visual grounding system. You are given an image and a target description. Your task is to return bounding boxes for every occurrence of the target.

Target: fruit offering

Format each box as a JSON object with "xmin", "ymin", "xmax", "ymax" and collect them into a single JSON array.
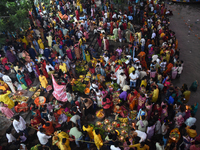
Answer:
[
  {"xmin": 29, "ymin": 87, "xmax": 37, "ymax": 92},
  {"xmin": 96, "ymin": 109, "xmax": 105, "ymax": 118},
  {"xmin": 96, "ymin": 121, "xmax": 102, "ymax": 127},
  {"xmin": 118, "ymin": 118, "xmax": 128, "ymax": 123},
  {"xmin": 104, "ymin": 119, "xmax": 110, "ymax": 125}
]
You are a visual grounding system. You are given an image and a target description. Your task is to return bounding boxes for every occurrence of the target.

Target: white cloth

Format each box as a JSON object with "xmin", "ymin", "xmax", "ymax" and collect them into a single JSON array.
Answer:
[
  {"xmin": 185, "ymin": 117, "xmax": 196, "ymax": 127},
  {"xmin": 70, "ymin": 115, "xmax": 80, "ymax": 124},
  {"xmin": 37, "ymin": 131, "xmax": 51, "ymax": 145},
  {"xmin": 156, "ymin": 142, "xmax": 164, "ymax": 150},
  {"xmin": 25, "ymin": 63, "xmax": 33, "ymax": 72},
  {"xmin": 119, "ymin": 75, "xmax": 127, "ymax": 88},
  {"xmin": 135, "ymin": 130, "xmax": 147, "ymax": 143},
  {"xmin": 46, "ymin": 64, "xmax": 55, "ymax": 72},
  {"xmin": 110, "ymin": 145, "xmax": 121, "ymax": 150},
  {"xmin": 129, "ymin": 73, "xmax": 138, "ymax": 82},
  {"xmin": 140, "ymin": 38, "xmax": 145, "ymax": 46},
  {"xmin": 2, "ymin": 75, "xmax": 16, "ymax": 93},
  {"xmin": 13, "ymin": 116, "xmax": 26, "ymax": 133},
  {"xmin": 6, "ymin": 133, "xmax": 16, "ymax": 143}
]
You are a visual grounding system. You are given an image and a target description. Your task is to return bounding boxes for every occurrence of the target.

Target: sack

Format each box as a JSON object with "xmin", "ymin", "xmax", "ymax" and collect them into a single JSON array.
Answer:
[{"xmin": 21, "ymin": 84, "xmax": 28, "ymax": 90}]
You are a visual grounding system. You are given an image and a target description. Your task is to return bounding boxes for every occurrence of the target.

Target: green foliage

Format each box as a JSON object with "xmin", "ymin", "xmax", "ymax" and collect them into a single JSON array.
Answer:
[{"xmin": 0, "ymin": 0, "xmax": 32, "ymax": 44}]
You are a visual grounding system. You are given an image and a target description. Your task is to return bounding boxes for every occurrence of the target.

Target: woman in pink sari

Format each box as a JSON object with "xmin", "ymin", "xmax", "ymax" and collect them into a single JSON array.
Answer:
[
  {"xmin": 24, "ymin": 71, "xmax": 32, "ymax": 87},
  {"xmin": 145, "ymin": 101, "xmax": 153, "ymax": 120},
  {"xmin": 75, "ymin": 9, "xmax": 79, "ymax": 21},
  {"xmin": 137, "ymin": 94, "xmax": 146, "ymax": 111},
  {"xmin": 0, "ymin": 102, "xmax": 14, "ymax": 119},
  {"xmin": 66, "ymin": 46, "xmax": 73, "ymax": 60}
]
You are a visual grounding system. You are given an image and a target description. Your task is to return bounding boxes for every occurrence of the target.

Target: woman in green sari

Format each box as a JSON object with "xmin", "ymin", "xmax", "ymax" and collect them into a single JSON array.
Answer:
[
  {"xmin": 189, "ymin": 80, "xmax": 198, "ymax": 92},
  {"xmin": 16, "ymin": 70, "xmax": 27, "ymax": 87}
]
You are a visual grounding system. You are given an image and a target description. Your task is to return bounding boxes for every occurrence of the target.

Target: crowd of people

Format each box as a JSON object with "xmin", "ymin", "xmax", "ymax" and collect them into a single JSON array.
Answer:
[{"xmin": 0, "ymin": 0, "xmax": 199, "ymax": 150}]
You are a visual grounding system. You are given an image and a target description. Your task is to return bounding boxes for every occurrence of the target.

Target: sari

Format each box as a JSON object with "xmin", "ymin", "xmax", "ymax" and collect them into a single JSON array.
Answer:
[
  {"xmin": 127, "ymin": 90, "xmax": 139, "ymax": 110},
  {"xmin": 31, "ymin": 116, "xmax": 42, "ymax": 130},
  {"xmin": 16, "ymin": 73, "xmax": 27, "ymax": 87},
  {"xmin": 189, "ymin": 81, "xmax": 198, "ymax": 92},
  {"xmin": 137, "ymin": 95, "xmax": 146, "ymax": 111},
  {"xmin": 41, "ymin": 66, "xmax": 49, "ymax": 78},
  {"xmin": 15, "ymin": 103, "xmax": 28, "ymax": 113}
]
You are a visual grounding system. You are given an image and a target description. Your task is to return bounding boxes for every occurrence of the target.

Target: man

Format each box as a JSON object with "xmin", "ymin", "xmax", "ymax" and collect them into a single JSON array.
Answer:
[
  {"xmin": 70, "ymin": 114, "xmax": 81, "ymax": 129},
  {"xmin": 2, "ymin": 74, "xmax": 16, "ymax": 93},
  {"xmin": 129, "ymin": 142, "xmax": 149, "ymax": 150},
  {"xmin": 136, "ymin": 116, "xmax": 148, "ymax": 132},
  {"xmin": 13, "ymin": 115, "xmax": 28, "ymax": 136},
  {"xmin": 37, "ymin": 128, "xmax": 51, "ymax": 147},
  {"xmin": 129, "ymin": 71, "xmax": 138, "ymax": 88},
  {"xmin": 69, "ymin": 123, "xmax": 83, "ymax": 147},
  {"xmin": 110, "ymin": 141, "xmax": 121, "ymax": 150}
]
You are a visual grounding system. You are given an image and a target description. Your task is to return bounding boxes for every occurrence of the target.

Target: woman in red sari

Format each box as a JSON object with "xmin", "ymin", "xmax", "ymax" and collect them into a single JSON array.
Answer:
[
  {"xmin": 40, "ymin": 64, "xmax": 49, "ymax": 78},
  {"xmin": 110, "ymin": 21, "xmax": 114, "ymax": 35},
  {"xmin": 30, "ymin": 115, "xmax": 42, "ymax": 130},
  {"xmin": 75, "ymin": 9, "xmax": 79, "ymax": 21},
  {"xmin": 127, "ymin": 89, "xmax": 139, "ymax": 110}
]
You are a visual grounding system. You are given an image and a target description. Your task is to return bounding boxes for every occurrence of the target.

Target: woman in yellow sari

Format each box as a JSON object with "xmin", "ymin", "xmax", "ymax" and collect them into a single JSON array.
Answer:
[
  {"xmin": 0, "ymin": 79, "xmax": 9, "ymax": 90},
  {"xmin": 83, "ymin": 123, "xmax": 94, "ymax": 139}
]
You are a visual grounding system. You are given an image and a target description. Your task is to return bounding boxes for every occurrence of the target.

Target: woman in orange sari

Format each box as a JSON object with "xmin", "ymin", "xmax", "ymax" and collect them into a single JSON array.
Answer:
[
  {"xmin": 163, "ymin": 63, "xmax": 173, "ymax": 76},
  {"xmin": 127, "ymin": 89, "xmax": 139, "ymax": 110}
]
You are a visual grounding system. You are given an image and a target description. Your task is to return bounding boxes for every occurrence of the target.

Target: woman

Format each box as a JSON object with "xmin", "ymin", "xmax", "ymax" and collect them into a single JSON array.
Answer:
[
  {"xmin": 127, "ymin": 89, "xmax": 139, "ymax": 110},
  {"xmin": 66, "ymin": 46, "xmax": 73, "ymax": 60},
  {"xmin": 97, "ymin": 35, "xmax": 102, "ymax": 47},
  {"xmin": 102, "ymin": 97, "xmax": 111, "ymax": 118},
  {"xmin": 137, "ymin": 94, "xmax": 146, "ymax": 111},
  {"xmin": 40, "ymin": 64, "xmax": 49, "ymax": 79},
  {"xmin": 85, "ymin": 50, "xmax": 91, "ymax": 63},
  {"xmin": 74, "ymin": 43, "xmax": 80, "ymax": 59},
  {"xmin": 16, "ymin": 70, "xmax": 27, "ymax": 87},
  {"xmin": 118, "ymin": 72, "xmax": 127, "ymax": 88},
  {"xmin": 30, "ymin": 115, "xmax": 42, "ymax": 130},
  {"xmin": 189, "ymin": 80, "xmax": 198, "ymax": 92},
  {"xmin": 147, "ymin": 121, "xmax": 155, "ymax": 140},
  {"xmin": 38, "ymin": 37, "xmax": 44, "ymax": 50},
  {"xmin": 24, "ymin": 71, "xmax": 32, "ymax": 87},
  {"xmin": 171, "ymin": 64, "xmax": 178, "ymax": 79},
  {"xmin": 39, "ymin": 72, "xmax": 48, "ymax": 93},
  {"xmin": 103, "ymin": 37, "xmax": 109, "ymax": 51},
  {"xmin": 145, "ymin": 101, "xmax": 153, "ymax": 120},
  {"xmin": 0, "ymin": 102, "xmax": 14, "ymax": 119}
]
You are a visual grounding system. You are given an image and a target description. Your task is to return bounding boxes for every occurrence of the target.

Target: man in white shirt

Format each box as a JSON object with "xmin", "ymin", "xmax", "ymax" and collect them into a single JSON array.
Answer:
[
  {"xmin": 185, "ymin": 114, "xmax": 196, "ymax": 127},
  {"xmin": 129, "ymin": 70, "xmax": 138, "ymax": 88},
  {"xmin": 2, "ymin": 74, "xmax": 16, "ymax": 93},
  {"xmin": 46, "ymin": 62, "xmax": 55, "ymax": 73},
  {"xmin": 13, "ymin": 115, "xmax": 27, "ymax": 136},
  {"xmin": 6, "ymin": 128, "xmax": 16, "ymax": 143},
  {"xmin": 25, "ymin": 62, "xmax": 35, "ymax": 79},
  {"xmin": 134, "ymin": 130, "xmax": 147, "ymax": 143},
  {"xmin": 110, "ymin": 141, "xmax": 121, "ymax": 150},
  {"xmin": 70, "ymin": 114, "xmax": 81, "ymax": 129},
  {"xmin": 37, "ymin": 128, "xmax": 51, "ymax": 146},
  {"xmin": 151, "ymin": 31, "xmax": 156, "ymax": 39}
]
